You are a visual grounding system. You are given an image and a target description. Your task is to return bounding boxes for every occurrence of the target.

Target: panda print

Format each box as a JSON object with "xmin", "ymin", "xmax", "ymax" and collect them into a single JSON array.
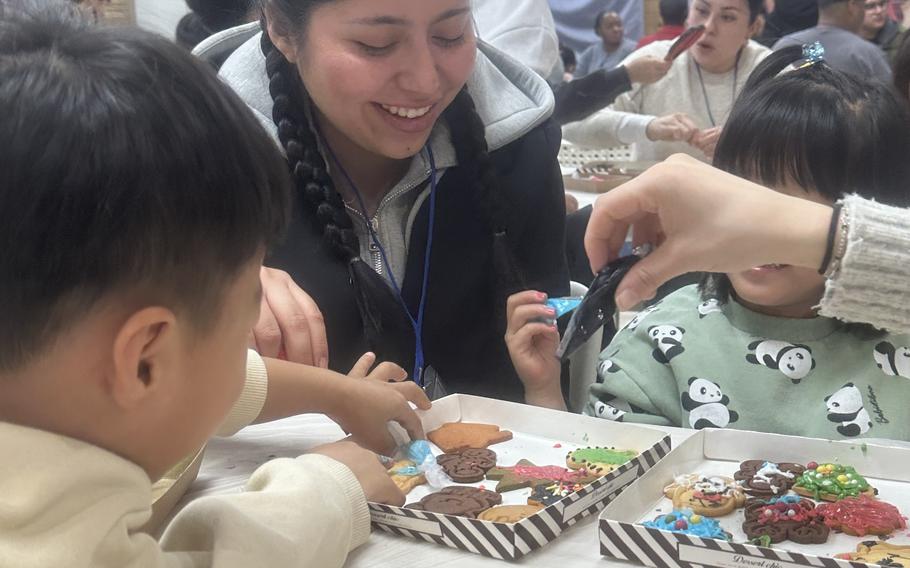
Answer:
[
  {"xmin": 648, "ymin": 325, "xmax": 686, "ymax": 364},
  {"xmin": 681, "ymin": 377, "xmax": 739, "ymax": 429},
  {"xmin": 873, "ymin": 342, "xmax": 910, "ymax": 379},
  {"xmin": 745, "ymin": 340, "xmax": 816, "ymax": 384},
  {"xmin": 596, "ymin": 358, "xmax": 621, "ymax": 383},
  {"xmin": 593, "ymin": 398, "xmax": 632, "ymax": 422},
  {"xmin": 824, "ymin": 383, "xmax": 872, "ymax": 437},
  {"xmin": 697, "ymin": 299, "xmax": 722, "ymax": 318},
  {"xmin": 624, "ymin": 303, "xmax": 660, "ymax": 331}
]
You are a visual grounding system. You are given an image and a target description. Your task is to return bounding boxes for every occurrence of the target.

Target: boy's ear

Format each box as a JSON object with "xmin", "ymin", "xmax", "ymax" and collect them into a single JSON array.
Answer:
[
  {"xmin": 263, "ymin": 9, "xmax": 300, "ymax": 64},
  {"xmin": 108, "ymin": 307, "xmax": 178, "ymax": 410}
]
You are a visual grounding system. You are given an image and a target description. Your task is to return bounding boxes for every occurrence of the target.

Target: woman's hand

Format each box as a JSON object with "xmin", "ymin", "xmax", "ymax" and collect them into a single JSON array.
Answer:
[
  {"xmin": 584, "ymin": 154, "xmax": 832, "ymax": 310},
  {"xmin": 645, "ymin": 112, "xmax": 699, "ymax": 142},
  {"xmin": 625, "ymin": 56, "xmax": 672, "ymax": 85},
  {"xmin": 504, "ymin": 291, "xmax": 566, "ymax": 410},
  {"xmin": 253, "ymin": 267, "xmax": 328, "ymax": 367},
  {"xmin": 690, "ymin": 126, "xmax": 722, "ymax": 160}
]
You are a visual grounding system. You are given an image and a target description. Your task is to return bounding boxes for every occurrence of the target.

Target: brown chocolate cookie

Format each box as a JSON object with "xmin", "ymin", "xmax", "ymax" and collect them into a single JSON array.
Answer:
[
  {"xmin": 436, "ymin": 449, "xmax": 497, "ymax": 483},
  {"xmin": 734, "ymin": 460, "xmax": 805, "ymax": 497},
  {"xmin": 406, "ymin": 486, "xmax": 503, "ymax": 518},
  {"xmin": 742, "ymin": 496, "xmax": 829, "ymax": 544}
]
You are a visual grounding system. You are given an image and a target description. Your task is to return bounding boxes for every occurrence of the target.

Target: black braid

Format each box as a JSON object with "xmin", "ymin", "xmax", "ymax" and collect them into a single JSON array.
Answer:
[
  {"xmin": 444, "ymin": 88, "xmax": 526, "ymax": 295},
  {"xmin": 260, "ymin": 29, "xmax": 360, "ymax": 262}
]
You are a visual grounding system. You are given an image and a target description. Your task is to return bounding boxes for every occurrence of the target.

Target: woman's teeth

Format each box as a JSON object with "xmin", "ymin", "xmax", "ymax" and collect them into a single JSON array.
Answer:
[{"xmin": 380, "ymin": 104, "xmax": 432, "ymax": 119}]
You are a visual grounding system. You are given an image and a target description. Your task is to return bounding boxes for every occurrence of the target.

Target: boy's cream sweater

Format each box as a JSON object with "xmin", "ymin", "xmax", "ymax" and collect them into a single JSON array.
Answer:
[{"xmin": 0, "ymin": 350, "xmax": 371, "ymax": 567}]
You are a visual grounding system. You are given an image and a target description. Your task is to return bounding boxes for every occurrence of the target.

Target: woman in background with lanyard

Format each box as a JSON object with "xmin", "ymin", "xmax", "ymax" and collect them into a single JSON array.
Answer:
[
  {"xmin": 562, "ymin": 0, "xmax": 770, "ymax": 162},
  {"xmin": 217, "ymin": 0, "xmax": 569, "ymax": 400}
]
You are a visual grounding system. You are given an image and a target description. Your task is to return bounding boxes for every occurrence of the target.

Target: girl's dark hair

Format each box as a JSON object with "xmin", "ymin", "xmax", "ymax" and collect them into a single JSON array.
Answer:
[
  {"xmin": 893, "ymin": 33, "xmax": 910, "ymax": 102},
  {"xmin": 259, "ymin": 1, "xmax": 522, "ymax": 346},
  {"xmin": 702, "ymin": 45, "xmax": 910, "ymax": 319},
  {"xmin": 0, "ymin": 0, "xmax": 291, "ymax": 371},
  {"xmin": 178, "ymin": 0, "xmax": 255, "ymax": 50}
]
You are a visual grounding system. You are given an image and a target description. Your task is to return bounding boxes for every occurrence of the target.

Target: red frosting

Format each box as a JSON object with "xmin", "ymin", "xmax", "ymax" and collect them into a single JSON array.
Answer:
[
  {"xmin": 511, "ymin": 465, "xmax": 588, "ymax": 482},
  {"xmin": 815, "ymin": 495, "xmax": 907, "ymax": 536}
]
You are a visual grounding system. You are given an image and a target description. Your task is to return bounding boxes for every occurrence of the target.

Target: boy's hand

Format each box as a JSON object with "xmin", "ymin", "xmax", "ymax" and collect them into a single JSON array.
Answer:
[
  {"xmin": 310, "ymin": 441, "xmax": 405, "ymax": 505},
  {"xmin": 331, "ymin": 379, "xmax": 431, "ymax": 455},
  {"xmin": 348, "ymin": 352, "xmax": 408, "ymax": 382},
  {"xmin": 505, "ymin": 291, "xmax": 565, "ymax": 410}
]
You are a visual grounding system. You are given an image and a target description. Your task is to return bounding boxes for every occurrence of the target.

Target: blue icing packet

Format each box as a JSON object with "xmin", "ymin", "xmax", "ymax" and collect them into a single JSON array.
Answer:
[
  {"xmin": 392, "ymin": 466, "xmax": 421, "ymax": 476},
  {"xmin": 642, "ymin": 509, "xmax": 729, "ymax": 540},
  {"xmin": 546, "ymin": 297, "xmax": 583, "ymax": 319},
  {"xmin": 406, "ymin": 440, "xmax": 432, "ymax": 464}
]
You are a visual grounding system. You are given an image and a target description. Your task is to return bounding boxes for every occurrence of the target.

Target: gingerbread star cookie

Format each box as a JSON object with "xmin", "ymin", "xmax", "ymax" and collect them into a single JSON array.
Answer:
[
  {"xmin": 486, "ymin": 459, "xmax": 598, "ymax": 493},
  {"xmin": 663, "ymin": 474, "xmax": 746, "ymax": 517},
  {"xmin": 478, "ymin": 504, "xmax": 544, "ymax": 523},
  {"xmin": 566, "ymin": 446, "xmax": 638, "ymax": 476},
  {"xmin": 388, "ymin": 460, "xmax": 427, "ymax": 494},
  {"xmin": 837, "ymin": 541, "xmax": 910, "ymax": 565},
  {"xmin": 427, "ymin": 422, "xmax": 513, "ymax": 453}
]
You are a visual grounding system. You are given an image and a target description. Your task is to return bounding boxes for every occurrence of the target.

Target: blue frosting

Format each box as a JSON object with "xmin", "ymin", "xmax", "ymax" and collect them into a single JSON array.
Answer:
[
  {"xmin": 642, "ymin": 509, "xmax": 729, "ymax": 540},
  {"xmin": 407, "ymin": 440, "xmax": 432, "ymax": 464},
  {"xmin": 546, "ymin": 297, "xmax": 583, "ymax": 318}
]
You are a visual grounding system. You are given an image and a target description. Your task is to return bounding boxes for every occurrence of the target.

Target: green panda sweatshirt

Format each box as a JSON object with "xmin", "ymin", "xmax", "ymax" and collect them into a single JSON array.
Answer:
[{"xmin": 586, "ymin": 285, "xmax": 910, "ymax": 442}]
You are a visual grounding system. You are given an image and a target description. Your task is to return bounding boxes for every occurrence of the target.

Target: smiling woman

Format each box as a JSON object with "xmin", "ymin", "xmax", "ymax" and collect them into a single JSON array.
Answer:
[
  {"xmin": 216, "ymin": 0, "xmax": 570, "ymax": 401},
  {"xmin": 562, "ymin": 0, "xmax": 770, "ymax": 162}
]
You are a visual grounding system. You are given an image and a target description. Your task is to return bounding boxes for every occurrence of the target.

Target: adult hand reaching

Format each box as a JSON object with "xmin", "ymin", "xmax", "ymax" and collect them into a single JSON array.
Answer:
[
  {"xmin": 253, "ymin": 267, "xmax": 329, "ymax": 367},
  {"xmin": 584, "ymin": 154, "xmax": 832, "ymax": 310},
  {"xmin": 645, "ymin": 113, "xmax": 699, "ymax": 142}
]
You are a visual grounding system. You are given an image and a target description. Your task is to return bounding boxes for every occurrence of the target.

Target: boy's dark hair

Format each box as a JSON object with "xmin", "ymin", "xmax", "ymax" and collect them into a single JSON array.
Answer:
[
  {"xmin": 559, "ymin": 42, "xmax": 577, "ymax": 70},
  {"xmin": 893, "ymin": 34, "xmax": 910, "ymax": 102},
  {"xmin": 660, "ymin": 0, "xmax": 689, "ymax": 26},
  {"xmin": 0, "ymin": 0, "xmax": 291, "ymax": 371},
  {"xmin": 702, "ymin": 45, "xmax": 910, "ymax": 314},
  {"xmin": 177, "ymin": 0, "xmax": 256, "ymax": 49}
]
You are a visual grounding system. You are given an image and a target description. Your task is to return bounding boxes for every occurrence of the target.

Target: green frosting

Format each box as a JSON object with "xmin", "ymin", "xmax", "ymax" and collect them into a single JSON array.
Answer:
[
  {"xmin": 795, "ymin": 464, "xmax": 870, "ymax": 499},
  {"xmin": 571, "ymin": 447, "xmax": 638, "ymax": 465}
]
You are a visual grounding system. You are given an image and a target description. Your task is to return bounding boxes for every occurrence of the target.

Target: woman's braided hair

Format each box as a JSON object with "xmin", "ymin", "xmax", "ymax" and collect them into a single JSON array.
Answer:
[{"xmin": 259, "ymin": 0, "xmax": 523, "ymax": 345}]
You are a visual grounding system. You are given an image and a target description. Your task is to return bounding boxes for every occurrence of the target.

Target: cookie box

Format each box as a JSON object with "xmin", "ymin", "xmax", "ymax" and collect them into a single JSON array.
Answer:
[
  {"xmin": 369, "ymin": 394, "xmax": 671, "ymax": 560},
  {"xmin": 598, "ymin": 428, "xmax": 910, "ymax": 568},
  {"xmin": 562, "ymin": 160, "xmax": 657, "ymax": 194}
]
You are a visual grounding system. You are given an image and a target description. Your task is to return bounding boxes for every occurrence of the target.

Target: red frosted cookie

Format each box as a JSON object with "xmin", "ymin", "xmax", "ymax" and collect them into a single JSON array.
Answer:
[{"xmin": 815, "ymin": 495, "xmax": 907, "ymax": 537}]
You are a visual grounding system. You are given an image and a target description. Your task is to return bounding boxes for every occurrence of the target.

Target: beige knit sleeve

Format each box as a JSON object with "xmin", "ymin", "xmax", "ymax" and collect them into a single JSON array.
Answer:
[
  {"xmin": 820, "ymin": 194, "xmax": 910, "ymax": 333},
  {"xmin": 215, "ymin": 349, "xmax": 269, "ymax": 437}
]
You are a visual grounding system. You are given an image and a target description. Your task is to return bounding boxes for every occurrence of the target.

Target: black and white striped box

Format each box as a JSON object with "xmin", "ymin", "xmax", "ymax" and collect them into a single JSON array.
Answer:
[
  {"xmin": 369, "ymin": 394, "xmax": 672, "ymax": 560},
  {"xmin": 598, "ymin": 429, "xmax": 910, "ymax": 568}
]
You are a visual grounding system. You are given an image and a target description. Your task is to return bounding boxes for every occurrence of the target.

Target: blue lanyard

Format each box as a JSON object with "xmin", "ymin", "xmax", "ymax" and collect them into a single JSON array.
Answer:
[{"xmin": 323, "ymin": 143, "xmax": 438, "ymax": 386}]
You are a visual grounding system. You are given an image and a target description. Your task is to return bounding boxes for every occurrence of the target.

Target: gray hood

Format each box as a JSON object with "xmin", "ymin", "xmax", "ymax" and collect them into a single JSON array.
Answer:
[{"xmin": 216, "ymin": 24, "xmax": 555, "ymax": 152}]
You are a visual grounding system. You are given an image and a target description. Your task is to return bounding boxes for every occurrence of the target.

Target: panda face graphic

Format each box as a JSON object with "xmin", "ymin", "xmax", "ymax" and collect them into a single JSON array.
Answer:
[
  {"xmin": 697, "ymin": 299, "xmax": 722, "ymax": 318},
  {"xmin": 681, "ymin": 377, "xmax": 738, "ymax": 429},
  {"xmin": 780, "ymin": 347, "xmax": 813, "ymax": 379},
  {"xmin": 593, "ymin": 400, "xmax": 626, "ymax": 421},
  {"xmin": 746, "ymin": 340, "xmax": 816, "ymax": 383},
  {"xmin": 687, "ymin": 378, "xmax": 722, "ymax": 403},
  {"xmin": 597, "ymin": 359, "xmax": 621, "ymax": 382},
  {"xmin": 648, "ymin": 325, "xmax": 686, "ymax": 363},
  {"xmin": 874, "ymin": 342, "xmax": 910, "ymax": 378},
  {"xmin": 824, "ymin": 383, "xmax": 872, "ymax": 437},
  {"xmin": 625, "ymin": 304, "xmax": 660, "ymax": 331}
]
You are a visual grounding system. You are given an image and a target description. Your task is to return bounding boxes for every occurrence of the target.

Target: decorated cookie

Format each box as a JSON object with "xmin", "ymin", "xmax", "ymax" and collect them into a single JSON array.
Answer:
[
  {"xmin": 793, "ymin": 462, "xmax": 876, "ymax": 501},
  {"xmin": 478, "ymin": 504, "xmax": 545, "ymax": 523},
  {"xmin": 836, "ymin": 541, "xmax": 910, "ymax": 566},
  {"xmin": 406, "ymin": 486, "xmax": 502, "ymax": 518},
  {"xmin": 388, "ymin": 460, "xmax": 427, "ymax": 494},
  {"xmin": 427, "ymin": 422, "xmax": 513, "ymax": 453},
  {"xmin": 815, "ymin": 495, "xmax": 907, "ymax": 537},
  {"xmin": 663, "ymin": 474, "xmax": 747, "ymax": 517},
  {"xmin": 436, "ymin": 449, "xmax": 497, "ymax": 483},
  {"xmin": 486, "ymin": 459, "xmax": 598, "ymax": 493},
  {"xmin": 642, "ymin": 509, "xmax": 730, "ymax": 540},
  {"xmin": 741, "ymin": 495, "xmax": 829, "ymax": 544},
  {"xmin": 566, "ymin": 446, "xmax": 638, "ymax": 476},
  {"xmin": 734, "ymin": 460, "xmax": 805, "ymax": 496},
  {"xmin": 528, "ymin": 482, "xmax": 585, "ymax": 507}
]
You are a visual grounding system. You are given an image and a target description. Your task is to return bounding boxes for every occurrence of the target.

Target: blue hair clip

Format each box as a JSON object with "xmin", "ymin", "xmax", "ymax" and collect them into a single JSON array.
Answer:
[{"xmin": 795, "ymin": 41, "xmax": 825, "ymax": 69}]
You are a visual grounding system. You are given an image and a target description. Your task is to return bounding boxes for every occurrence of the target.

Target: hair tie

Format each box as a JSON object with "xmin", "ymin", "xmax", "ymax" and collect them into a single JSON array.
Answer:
[{"xmin": 795, "ymin": 41, "xmax": 825, "ymax": 69}]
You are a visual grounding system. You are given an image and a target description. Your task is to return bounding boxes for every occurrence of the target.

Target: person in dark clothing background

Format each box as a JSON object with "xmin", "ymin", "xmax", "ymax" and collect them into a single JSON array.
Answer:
[
  {"xmin": 176, "ymin": 0, "xmax": 256, "ymax": 50},
  {"xmin": 756, "ymin": 0, "xmax": 819, "ymax": 46},
  {"xmin": 637, "ymin": 0, "xmax": 688, "ymax": 48}
]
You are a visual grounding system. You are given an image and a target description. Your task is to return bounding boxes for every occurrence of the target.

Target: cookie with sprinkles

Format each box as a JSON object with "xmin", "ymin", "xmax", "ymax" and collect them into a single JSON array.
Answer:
[
  {"xmin": 664, "ymin": 474, "xmax": 747, "ymax": 517},
  {"xmin": 741, "ymin": 495, "xmax": 830, "ymax": 544},
  {"xmin": 527, "ymin": 481, "xmax": 584, "ymax": 507},
  {"xmin": 566, "ymin": 446, "xmax": 638, "ymax": 476},
  {"xmin": 486, "ymin": 459, "xmax": 598, "ymax": 493},
  {"xmin": 793, "ymin": 462, "xmax": 877, "ymax": 502},
  {"xmin": 815, "ymin": 495, "xmax": 906, "ymax": 537},
  {"xmin": 642, "ymin": 509, "xmax": 731, "ymax": 540},
  {"xmin": 837, "ymin": 541, "xmax": 910, "ymax": 566}
]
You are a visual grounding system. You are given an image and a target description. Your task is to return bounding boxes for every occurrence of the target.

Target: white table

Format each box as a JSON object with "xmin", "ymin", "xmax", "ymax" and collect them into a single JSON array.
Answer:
[{"xmin": 177, "ymin": 413, "xmax": 693, "ymax": 567}]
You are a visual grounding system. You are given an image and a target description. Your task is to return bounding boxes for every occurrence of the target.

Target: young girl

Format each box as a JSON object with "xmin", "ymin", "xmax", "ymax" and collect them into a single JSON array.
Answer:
[
  {"xmin": 216, "ymin": 0, "xmax": 569, "ymax": 401},
  {"xmin": 507, "ymin": 45, "xmax": 910, "ymax": 442},
  {"xmin": 562, "ymin": 0, "xmax": 769, "ymax": 162}
]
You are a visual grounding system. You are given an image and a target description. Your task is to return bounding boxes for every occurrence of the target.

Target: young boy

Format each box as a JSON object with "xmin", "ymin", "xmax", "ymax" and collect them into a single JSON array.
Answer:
[{"xmin": 0, "ymin": 3, "xmax": 413, "ymax": 566}]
